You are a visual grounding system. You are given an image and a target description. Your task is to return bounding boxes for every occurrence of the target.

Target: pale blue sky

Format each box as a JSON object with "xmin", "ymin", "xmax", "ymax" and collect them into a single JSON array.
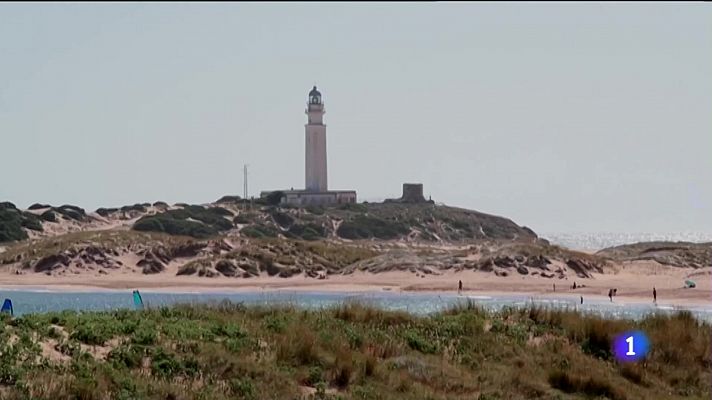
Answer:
[{"xmin": 1, "ymin": 2, "xmax": 710, "ymax": 233}]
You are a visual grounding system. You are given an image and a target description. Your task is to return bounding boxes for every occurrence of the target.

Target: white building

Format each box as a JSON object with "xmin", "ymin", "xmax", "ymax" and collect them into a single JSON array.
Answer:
[{"xmin": 261, "ymin": 86, "xmax": 357, "ymax": 206}]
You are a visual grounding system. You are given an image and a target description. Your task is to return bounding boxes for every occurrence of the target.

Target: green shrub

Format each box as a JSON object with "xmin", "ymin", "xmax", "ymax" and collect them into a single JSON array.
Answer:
[
  {"xmin": 108, "ymin": 345, "xmax": 144, "ymax": 369},
  {"xmin": 134, "ymin": 216, "xmax": 219, "ymax": 239},
  {"xmin": 132, "ymin": 205, "xmax": 234, "ymax": 238},
  {"xmin": 230, "ymin": 378, "xmax": 256, "ymax": 399},
  {"xmin": 71, "ymin": 322, "xmax": 114, "ymax": 346},
  {"xmin": 151, "ymin": 349, "xmax": 182, "ymax": 378},
  {"xmin": 271, "ymin": 211, "xmax": 294, "ymax": 228},
  {"xmin": 54, "ymin": 205, "xmax": 86, "ymax": 221},
  {"xmin": 96, "ymin": 207, "xmax": 119, "ymax": 217},
  {"xmin": 0, "ymin": 204, "xmax": 30, "ymax": 242},
  {"xmin": 337, "ymin": 215, "xmax": 408, "ymax": 240},
  {"xmin": 132, "ymin": 217, "xmax": 164, "ymax": 232},
  {"xmin": 264, "ymin": 314, "xmax": 287, "ymax": 333},
  {"xmin": 40, "ymin": 210, "xmax": 57, "ymax": 222},
  {"xmin": 211, "ymin": 322, "xmax": 247, "ymax": 339},
  {"xmin": 20, "ymin": 212, "xmax": 43, "ymax": 231},
  {"xmin": 207, "ymin": 207, "xmax": 234, "ymax": 217},
  {"xmin": 131, "ymin": 324, "xmax": 158, "ymax": 346},
  {"xmin": 337, "ymin": 203, "xmax": 367, "ymax": 212},
  {"xmin": 120, "ymin": 204, "xmax": 147, "ymax": 213},
  {"xmin": 216, "ymin": 195, "xmax": 243, "ymax": 204},
  {"xmin": 264, "ymin": 191, "xmax": 285, "ymax": 206},
  {"xmin": 241, "ymin": 225, "xmax": 278, "ymax": 238},
  {"xmin": 404, "ymin": 331, "xmax": 438, "ymax": 354},
  {"xmin": 306, "ymin": 205, "xmax": 325, "ymax": 215},
  {"xmin": 286, "ymin": 223, "xmax": 326, "ymax": 241},
  {"xmin": 234, "ymin": 213, "xmax": 258, "ymax": 224}
]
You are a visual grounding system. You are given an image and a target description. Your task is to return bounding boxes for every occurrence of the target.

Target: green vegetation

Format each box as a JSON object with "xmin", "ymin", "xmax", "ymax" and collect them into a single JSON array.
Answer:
[
  {"xmin": 96, "ymin": 207, "xmax": 119, "ymax": 217},
  {"xmin": 240, "ymin": 225, "xmax": 278, "ymax": 238},
  {"xmin": 53, "ymin": 205, "xmax": 87, "ymax": 221},
  {"xmin": 337, "ymin": 215, "xmax": 409, "ymax": 240},
  {"xmin": 0, "ymin": 202, "xmax": 43, "ymax": 243},
  {"xmin": 261, "ymin": 191, "xmax": 285, "ymax": 206},
  {"xmin": 97, "ymin": 203, "xmax": 158, "ymax": 216},
  {"xmin": 215, "ymin": 195, "xmax": 243, "ymax": 204},
  {"xmin": 271, "ymin": 210, "xmax": 295, "ymax": 228},
  {"xmin": 0, "ymin": 303, "xmax": 708, "ymax": 399},
  {"xmin": 234, "ymin": 212, "xmax": 259, "ymax": 224},
  {"xmin": 134, "ymin": 218, "xmax": 218, "ymax": 239},
  {"xmin": 226, "ymin": 202, "xmax": 539, "ymax": 243},
  {"xmin": 39, "ymin": 210, "xmax": 57, "ymax": 222},
  {"xmin": 121, "ymin": 203, "xmax": 148, "ymax": 213},
  {"xmin": 27, "ymin": 203, "xmax": 51, "ymax": 210},
  {"xmin": 286, "ymin": 223, "xmax": 327, "ymax": 241},
  {"xmin": 133, "ymin": 205, "xmax": 234, "ymax": 239},
  {"xmin": 306, "ymin": 205, "xmax": 325, "ymax": 215}
]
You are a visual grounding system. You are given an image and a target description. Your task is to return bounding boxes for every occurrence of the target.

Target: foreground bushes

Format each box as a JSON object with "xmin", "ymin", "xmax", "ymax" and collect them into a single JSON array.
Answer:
[{"xmin": 0, "ymin": 302, "xmax": 708, "ymax": 399}]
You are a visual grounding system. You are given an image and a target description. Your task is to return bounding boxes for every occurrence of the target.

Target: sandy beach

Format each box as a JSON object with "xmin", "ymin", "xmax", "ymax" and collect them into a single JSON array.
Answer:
[{"xmin": 0, "ymin": 262, "xmax": 709, "ymax": 308}]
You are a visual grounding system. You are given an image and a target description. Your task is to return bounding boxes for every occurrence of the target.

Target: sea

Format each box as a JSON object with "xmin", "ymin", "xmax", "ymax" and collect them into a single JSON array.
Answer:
[
  {"xmin": 1, "ymin": 289, "xmax": 711, "ymax": 323},
  {"xmin": 541, "ymin": 231, "xmax": 712, "ymax": 252}
]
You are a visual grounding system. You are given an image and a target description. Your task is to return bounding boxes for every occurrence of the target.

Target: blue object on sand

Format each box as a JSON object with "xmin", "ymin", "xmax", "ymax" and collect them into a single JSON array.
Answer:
[
  {"xmin": 1, "ymin": 298, "xmax": 13, "ymax": 316},
  {"xmin": 133, "ymin": 290, "xmax": 144, "ymax": 310}
]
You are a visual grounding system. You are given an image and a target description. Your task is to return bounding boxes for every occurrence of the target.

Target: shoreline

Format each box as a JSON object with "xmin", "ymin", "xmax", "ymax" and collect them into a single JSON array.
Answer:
[
  {"xmin": 0, "ymin": 285, "xmax": 705, "ymax": 309},
  {"xmin": 0, "ymin": 269, "xmax": 709, "ymax": 309}
]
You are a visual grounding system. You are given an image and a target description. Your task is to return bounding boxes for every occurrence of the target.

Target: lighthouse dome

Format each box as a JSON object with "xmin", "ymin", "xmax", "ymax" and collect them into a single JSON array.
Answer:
[{"xmin": 309, "ymin": 86, "xmax": 322, "ymax": 104}]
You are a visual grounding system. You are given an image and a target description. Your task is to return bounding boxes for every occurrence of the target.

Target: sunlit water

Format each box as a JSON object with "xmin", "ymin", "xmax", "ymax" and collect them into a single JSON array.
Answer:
[
  {"xmin": 1, "ymin": 289, "xmax": 711, "ymax": 322},
  {"xmin": 542, "ymin": 232, "xmax": 712, "ymax": 252}
]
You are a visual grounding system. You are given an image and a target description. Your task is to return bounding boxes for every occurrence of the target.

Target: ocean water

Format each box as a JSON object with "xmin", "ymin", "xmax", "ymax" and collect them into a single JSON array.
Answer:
[
  {"xmin": 1, "ymin": 289, "xmax": 711, "ymax": 323},
  {"xmin": 542, "ymin": 232, "xmax": 712, "ymax": 252}
]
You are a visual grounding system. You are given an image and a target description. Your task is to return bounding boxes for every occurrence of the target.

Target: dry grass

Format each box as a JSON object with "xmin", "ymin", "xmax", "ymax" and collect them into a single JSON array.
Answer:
[
  {"xmin": 0, "ymin": 230, "xmax": 195, "ymax": 266},
  {"xmin": 0, "ymin": 301, "xmax": 708, "ymax": 399}
]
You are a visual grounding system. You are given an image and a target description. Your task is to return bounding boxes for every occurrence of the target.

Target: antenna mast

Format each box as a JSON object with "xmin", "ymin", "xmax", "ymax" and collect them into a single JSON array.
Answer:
[{"xmin": 243, "ymin": 164, "xmax": 248, "ymax": 199}]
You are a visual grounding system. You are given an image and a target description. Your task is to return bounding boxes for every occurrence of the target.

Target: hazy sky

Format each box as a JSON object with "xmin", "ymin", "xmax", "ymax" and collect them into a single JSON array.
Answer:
[{"xmin": 1, "ymin": 2, "xmax": 710, "ymax": 234}]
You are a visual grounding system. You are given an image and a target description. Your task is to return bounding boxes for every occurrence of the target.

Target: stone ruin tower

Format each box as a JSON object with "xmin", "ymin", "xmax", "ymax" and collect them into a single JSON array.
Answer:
[
  {"xmin": 385, "ymin": 183, "xmax": 434, "ymax": 204},
  {"xmin": 401, "ymin": 183, "xmax": 427, "ymax": 203}
]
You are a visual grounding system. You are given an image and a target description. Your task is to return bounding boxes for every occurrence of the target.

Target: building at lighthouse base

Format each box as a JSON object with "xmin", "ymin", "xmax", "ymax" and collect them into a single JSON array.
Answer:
[{"xmin": 259, "ymin": 189, "xmax": 356, "ymax": 206}]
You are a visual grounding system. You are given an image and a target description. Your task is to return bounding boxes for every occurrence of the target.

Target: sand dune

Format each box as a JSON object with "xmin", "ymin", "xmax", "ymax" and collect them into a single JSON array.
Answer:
[{"xmin": 0, "ymin": 262, "xmax": 708, "ymax": 308}]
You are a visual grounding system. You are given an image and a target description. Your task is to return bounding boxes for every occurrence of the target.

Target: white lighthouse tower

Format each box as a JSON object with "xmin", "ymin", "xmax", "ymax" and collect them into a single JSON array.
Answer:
[
  {"xmin": 260, "ymin": 85, "xmax": 356, "ymax": 206},
  {"xmin": 305, "ymin": 86, "xmax": 327, "ymax": 192}
]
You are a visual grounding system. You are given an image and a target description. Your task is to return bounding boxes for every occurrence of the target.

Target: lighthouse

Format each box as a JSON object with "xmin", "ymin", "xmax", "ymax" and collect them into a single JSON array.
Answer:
[
  {"xmin": 260, "ymin": 86, "xmax": 357, "ymax": 206},
  {"xmin": 305, "ymin": 86, "xmax": 328, "ymax": 192}
]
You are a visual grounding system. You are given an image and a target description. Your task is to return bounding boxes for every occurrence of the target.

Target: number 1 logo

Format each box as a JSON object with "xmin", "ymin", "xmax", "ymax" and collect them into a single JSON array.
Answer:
[
  {"xmin": 614, "ymin": 331, "xmax": 649, "ymax": 362},
  {"xmin": 625, "ymin": 336, "xmax": 635, "ymax": 356}
]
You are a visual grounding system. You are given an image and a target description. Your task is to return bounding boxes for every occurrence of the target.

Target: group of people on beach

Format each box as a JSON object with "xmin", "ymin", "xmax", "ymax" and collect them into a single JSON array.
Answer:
[{"xmin": 458, "ymin": 280, "xmax": 659, "ymax": 304}]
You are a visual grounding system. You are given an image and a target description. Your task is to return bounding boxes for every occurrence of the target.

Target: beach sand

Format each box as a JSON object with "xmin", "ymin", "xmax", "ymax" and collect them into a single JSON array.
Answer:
[{"xmin": 0, "ymin": 261, "xmax": 709, "ymax": 308}]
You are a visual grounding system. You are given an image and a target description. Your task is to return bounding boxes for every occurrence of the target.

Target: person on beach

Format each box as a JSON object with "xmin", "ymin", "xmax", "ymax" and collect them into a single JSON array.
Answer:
[
  {"xmin": 573, "ymin": 281, "xmax": 577, "ymax": 290},
  {"xmin": 580, "ymin": 296, "xmax": 583, "ymax": 305},
  {"xmin": 458, "ymin": 280, "xmax": 463, "ymax": 294},
  {"xmin": 608, "ymin": 289, "xmax": 613, "ymax": 302},
  {"xmin": 653, "ymin": 287, "xmax": 657, "ymax": 303}
]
